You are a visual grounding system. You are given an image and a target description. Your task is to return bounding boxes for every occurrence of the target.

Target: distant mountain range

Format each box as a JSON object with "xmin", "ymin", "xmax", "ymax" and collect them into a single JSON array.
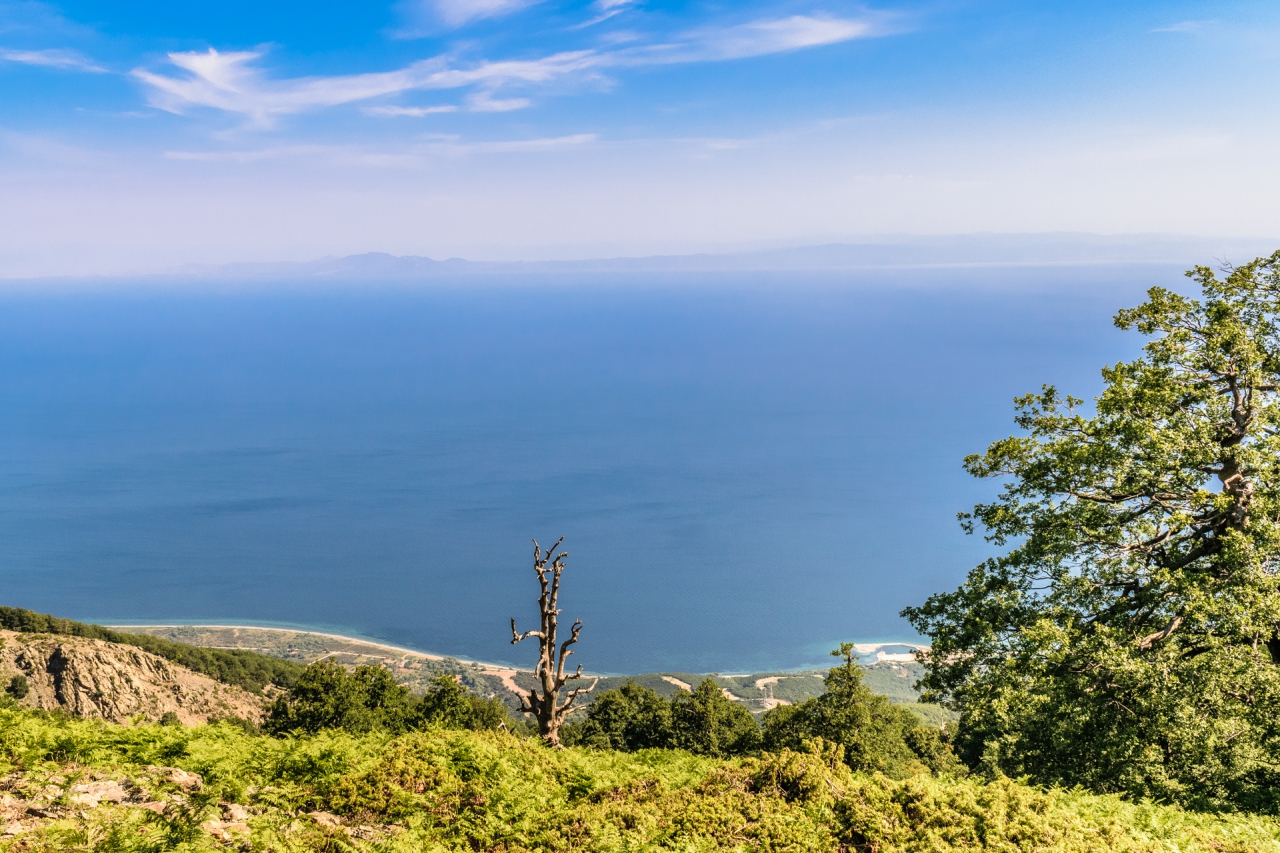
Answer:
[{"xmin": 173, "ymin": 233, "xmax": 1278, "ymax": 280}]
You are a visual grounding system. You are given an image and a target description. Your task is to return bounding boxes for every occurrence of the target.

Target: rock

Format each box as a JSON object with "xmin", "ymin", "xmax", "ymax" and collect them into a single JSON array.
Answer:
[
  {"xmin": 137, "ymin": 801, "xmax": 166, "ymax": 814},
  {"xmin": 201, "ymin": 818, "xmax": 250, "ymax": 840},
  {"xmin": 224, "ymin": 803, "xmax": 250, "ymax": 821},
  {"xmin": 0, "ymin": 629, "xmax": 267, "ymax": 725},
  {"xmin": 167, "ymin": 768, "xmax": 203, "ymax": 790},
  {"xmin": 308, "ymin": 810, "xmax": 342, "ymax": 827},
  {"xmin": 2, "ymin": 821, "xmax": 22, "ymax": 836},
  {"xmin": 71, "ymin": 780, "xmax": 127, "ymax": 805},
  {"xmin": 69, "ymin": 792, "xmax": 99, "ymax": 807}
]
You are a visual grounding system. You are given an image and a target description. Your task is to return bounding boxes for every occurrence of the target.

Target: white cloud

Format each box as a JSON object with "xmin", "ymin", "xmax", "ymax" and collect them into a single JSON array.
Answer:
[
  {"xmin": 0, "ymin": 47, "xmax": 104, "ymax": 72},
  {"xmin": 133, "ymin": 48, "xmax": 595, "ymax": 125},
  {"xmin": 468, "ymin": 133, "xmax": 595, "ymax": 152},
  {"xmin": 161, "ymin": 133, "xmax": 597, "ymax": 163},
  {"xmin": 1152, "ymin": 20, "xmax": 1215, "ymax": 33},
  {"xmin": 622, "ymin": 16, "xmax": 874, "ymax": 65},
  {"xmin": 364, "ymin": 104, "xmax": 458, "ymax": 116},
  {"xmin": 574, "ymin": 0, "xmax": 638, "ymax": 27},
  {"xmin": 467, "ymin": 92, "xmax": 530, "ymax": 111},
  {"xmin": 132, "ymin": 16, "xmax": 876, "ymax": 124},
  {"xmin": 431, "ymin": 0, "xmax": 542, "ymax": 28},
  {"xmin": 698, "ymin": 16, "xmax": 873, "ymax": 60}
]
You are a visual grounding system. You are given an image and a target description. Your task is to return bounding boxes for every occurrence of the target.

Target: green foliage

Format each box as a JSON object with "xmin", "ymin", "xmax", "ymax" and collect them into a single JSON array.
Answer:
[
  {"xmin": 903, "ymin": 252, "xmax": 1280, "ymax": 811},
  {"xmin": 0, "ymin": 705, "xmax": 1275, "ymax": 852},
  {"xmin": 670, "ymin": 677, "xmax": 763, "ymax": 757},
  {"xmin": 158, "ymin": 711, "xmax": 181, "ymax": 727},
  {"xmin": 0, "ymin": 606, "xmax": 303, "ymax": 693},
  {"xmin": 762, "ymin": 644, "xmax": 961, "ymax": 778},
  {"xmin": 266, "ymin": 662, "xmax": 520, "ymax": 738},
  {"xmin": 5, "ymin": 674, "xmax": 27, "ymax": 700},
  {"xmin": 565, "ymin": 677, "xmax": 760, "ymax": 757},
  {"xmin": 265, "ymin": 659, "xmax": 414, "ymax": 735},
  {"xmin": 565, "ymin": 680, "xmax": 675, "ymax": 750},
  {"xmin": 418, "ymin": 672, "xmax": 516, "ymax": 732}
]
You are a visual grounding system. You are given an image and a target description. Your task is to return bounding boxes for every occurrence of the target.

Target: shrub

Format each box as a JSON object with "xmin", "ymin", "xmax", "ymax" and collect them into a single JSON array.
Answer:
[
  {"xmin": 671, "ymin": 677, "xmax": 762, "ymax": 757},
  {"xmin": 5, "ymin": 674, "xmax": 28, "ymax": 700},
  {"xmin": 265, "ymin": 659, "xmax": 414, "ymax": 735},
  {"xmin": 762, "ymin": 644, "xmax": 961, "ymax": 778},
  {"xmin": 565, "ymin": 680, "xmax": 675, "ymax": 750}
]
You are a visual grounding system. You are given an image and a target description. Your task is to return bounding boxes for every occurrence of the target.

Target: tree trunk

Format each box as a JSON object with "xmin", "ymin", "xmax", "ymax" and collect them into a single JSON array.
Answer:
[{"xmin": 510, "ymin": 538, "xmax": 597, "ymax": 746}]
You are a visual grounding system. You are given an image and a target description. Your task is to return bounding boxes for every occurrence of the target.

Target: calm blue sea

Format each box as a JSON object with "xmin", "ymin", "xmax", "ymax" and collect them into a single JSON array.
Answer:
[{"xmin": 0, "ymin": 265, "xmax": 1175, "ymax": 673}]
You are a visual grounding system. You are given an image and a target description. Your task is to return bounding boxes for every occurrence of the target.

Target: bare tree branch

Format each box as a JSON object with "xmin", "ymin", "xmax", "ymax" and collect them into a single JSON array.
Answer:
[{"xmin": 508, "ymin": 537, "xmax": 590, "ymax": 747}]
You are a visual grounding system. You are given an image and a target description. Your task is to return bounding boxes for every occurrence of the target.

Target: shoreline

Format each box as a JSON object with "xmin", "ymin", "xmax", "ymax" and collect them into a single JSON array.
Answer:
[
  {"xmin": 106, "ymin": 623, "xmax": 928, "ymax": 674},
  {"xmin": 105, "ymin": 623, "xmax": 524, "ymax": 673}
]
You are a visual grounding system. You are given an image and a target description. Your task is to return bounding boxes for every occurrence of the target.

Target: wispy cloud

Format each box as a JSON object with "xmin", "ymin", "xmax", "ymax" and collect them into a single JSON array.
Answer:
[
  {"xmin": 467, "ymin": 92, "xmax": 530, "ymax": 112},
  {"xmin": 427, "ymin": 0, "xmax": 543, "ymax": 28},
  {"xmin": 575, "ymin": 0, "xmax": 640, "ymax": 28},
  {"xmin": 364, "ymin": 104, "xmax": 458, "ymax": 116},
  {"xmin": 133, "ymin": 48, "xmax": 596, "ymax": 124},
  {"xmin": 134, "ymin": 15, "xmax": 879, "ymax": 125},
  {"xmin": 691, "ymin": 15, "xmax": 874, "ymax": 60},
  {"xmin": 0, "ymin": 47, "xmax": 104, "ymax": 71},
  {"xmin": 1151, "ymin": 20, "xmax": 1215, "ymax": 33},
  {"xmin": 162, "ymin": 133, "xmax": 597, "ymax": 164}
]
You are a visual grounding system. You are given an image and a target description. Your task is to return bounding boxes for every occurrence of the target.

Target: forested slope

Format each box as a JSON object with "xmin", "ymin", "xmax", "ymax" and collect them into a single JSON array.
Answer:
[{"xmin": 0, "ymin": 704, "xmax": 1277, "ymax": 852}]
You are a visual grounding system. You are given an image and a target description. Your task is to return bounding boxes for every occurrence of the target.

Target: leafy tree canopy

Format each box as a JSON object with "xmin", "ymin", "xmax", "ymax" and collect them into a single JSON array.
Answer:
[
  {"xmin": 565, "ymin": 680, "xmax": 675, "ymax": 751},
  {"xmin": 761, "ymin": 643, "xmax": 959, "ymax": 778},
  {"xmin": 266, "ymin": 660, "xmax": 415, "ymax": 735},
  {"xmin": 904, "ymin": 252, "xmax": 1280, "ymax": 811},
  {"xmin": 266, "ymin": 661, "xmax": 516, "ymax": 736}
]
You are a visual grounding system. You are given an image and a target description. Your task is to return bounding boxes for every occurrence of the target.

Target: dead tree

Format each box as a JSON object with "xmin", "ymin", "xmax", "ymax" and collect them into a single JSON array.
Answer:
[{"xmin": 510, "ymin": 537, "xmax": 597, "ymax": 747}]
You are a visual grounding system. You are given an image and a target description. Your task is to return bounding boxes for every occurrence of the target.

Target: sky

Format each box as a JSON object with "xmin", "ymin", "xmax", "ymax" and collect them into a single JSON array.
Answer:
[{"xmin": 1, "ymin": 0, "xmax": 1279, "ymax": 275}]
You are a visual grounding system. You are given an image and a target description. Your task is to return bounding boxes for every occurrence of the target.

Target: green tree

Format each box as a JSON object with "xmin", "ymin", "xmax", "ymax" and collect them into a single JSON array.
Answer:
[
  {"xmin": 265, "ymin": 660, "xmax": 414, "ymax": 735},
  {"xmin": 416, "ymin": 673, "xmax": 512, "ymax": 731},
  {"xmin": 670, "ymin": 678, "xmax": 761, "ymax": 757},
  {"xmin": 5, "ymin": 675, "xmax": 27, "ymax": 700},
  {"xmin": 565, "ymin": 680, "xmax": 675, "ymax": 750},
  {"xmin": 761, "ymin": 644, "xmax": 953, "ymax": 777},
  {"xmin": 903, "ymin": 253, "xmax": 1280, "ymax": 811}
]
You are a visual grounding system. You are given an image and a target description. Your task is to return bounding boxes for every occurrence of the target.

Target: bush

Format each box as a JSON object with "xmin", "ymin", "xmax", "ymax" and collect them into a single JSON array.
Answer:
[
  {"xmin": 0, "ymin": 704, "xmax": 1272, "ymax": 851},
  {"xmin": 671, "ymin": 678, "xmax": 762, "ymax": 757},
  {"xmin": 417, "ymin": 672, "xmax": 516, "ymax": 731},
  {"xmin": 265, "ymin": 659, "xmax": 415, "ymax": 735},
  {"xmin": 564, "ymin": 680, "xmax": 674, "ymax": 750},
  {"xmin": 5, "ymin": 675, "xmax": 28, "ymax": 700},
  {"xmin": 762, "ymin": 644, "xmax": 962, "ymax": 778}
]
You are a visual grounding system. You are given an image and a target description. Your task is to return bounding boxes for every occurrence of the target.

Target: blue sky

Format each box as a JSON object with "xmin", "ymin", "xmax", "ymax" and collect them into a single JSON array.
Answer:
[{"xmin": 1, "ymin": 0, "xmax": 1278, "ymax": 274}]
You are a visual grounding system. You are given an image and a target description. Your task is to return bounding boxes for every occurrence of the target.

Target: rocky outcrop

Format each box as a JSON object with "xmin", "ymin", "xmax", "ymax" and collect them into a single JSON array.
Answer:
[{"xmin": 0, "ymin": 630, "xmax": 268, "ymax": 724}]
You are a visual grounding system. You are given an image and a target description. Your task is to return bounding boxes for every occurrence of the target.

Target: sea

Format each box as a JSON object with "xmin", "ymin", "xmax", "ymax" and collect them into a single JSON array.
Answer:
[{"xmin": 0, "ymin": 263, "xmax": 1180, "ymax": 673}]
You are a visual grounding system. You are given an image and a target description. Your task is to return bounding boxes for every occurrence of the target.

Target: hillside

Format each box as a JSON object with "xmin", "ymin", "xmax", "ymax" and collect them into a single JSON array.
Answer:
[
  {"xmin": 0, "ymin": 630, "xmax": 268, "ymax": 725},
  {"xmin": 0, "ymin": 705, "xmax": 1277, "ymax": 851},
  {"xmin": 120, "ymin": 625, "xmax": 945, "ymax": 720}
]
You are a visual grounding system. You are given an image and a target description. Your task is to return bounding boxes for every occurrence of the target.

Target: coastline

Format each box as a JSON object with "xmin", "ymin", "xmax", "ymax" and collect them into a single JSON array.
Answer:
[
  {"xmin": 106, "ymin": 623, "xmax": 928, "ymax": 673},
  {"xmin": 105, "ymin": 623, "xmax": 523, "ymax": 672}
]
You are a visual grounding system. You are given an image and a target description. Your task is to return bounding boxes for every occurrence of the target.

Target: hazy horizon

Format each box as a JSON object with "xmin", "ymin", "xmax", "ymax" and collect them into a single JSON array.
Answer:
[{"xmin": 3, "ymin": 1, "xmax": 1279, "ymax": 275}]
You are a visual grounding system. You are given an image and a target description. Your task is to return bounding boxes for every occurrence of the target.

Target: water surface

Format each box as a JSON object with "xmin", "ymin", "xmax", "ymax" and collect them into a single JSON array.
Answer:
[{"xmin": 0, "ymin": 266, "xmax": 1170, "ymax": 672}]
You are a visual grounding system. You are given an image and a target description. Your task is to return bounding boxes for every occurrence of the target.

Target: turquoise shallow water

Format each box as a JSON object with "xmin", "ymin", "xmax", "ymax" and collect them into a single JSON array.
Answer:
[{"xmin": 0, "ymin": 266, "xmax": 1169, "ymax": 672}]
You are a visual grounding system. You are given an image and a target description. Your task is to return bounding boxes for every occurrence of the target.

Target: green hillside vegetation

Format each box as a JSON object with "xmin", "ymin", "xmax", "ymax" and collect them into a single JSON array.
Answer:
[
  {"xmin": 0, "ymin": 607, "xmax": 303, "ymax": 694},
  {"xmin": 905, "ymin": 251, "xmax": 1280, "ymax": 812},
  {"xmin": 1, "ymin": 700, "xmax": 1278, "ymax": 852}
]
